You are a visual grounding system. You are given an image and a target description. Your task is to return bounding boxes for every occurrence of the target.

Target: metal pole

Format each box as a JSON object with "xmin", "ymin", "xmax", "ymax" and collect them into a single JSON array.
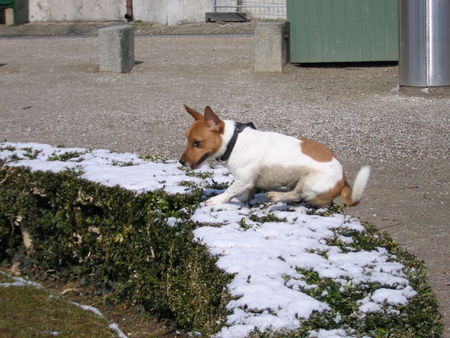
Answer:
[{"xmin": 399, "ymin": 0, "xmax": 450, "ymax": 87}]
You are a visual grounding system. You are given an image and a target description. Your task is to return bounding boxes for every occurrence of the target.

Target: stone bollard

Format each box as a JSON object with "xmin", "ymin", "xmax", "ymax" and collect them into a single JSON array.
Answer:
[
  {"xmin": 98, "ymin": 25, "xmax": 135, "ymax": 73},
  {"xmin": 254, "ymin": 22, "xmax": 288, "ymax": 72}
]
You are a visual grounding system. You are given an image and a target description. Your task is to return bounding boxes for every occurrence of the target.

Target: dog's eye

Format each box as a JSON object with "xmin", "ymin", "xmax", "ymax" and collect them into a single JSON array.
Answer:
[{"xmin": 192, "ymin": 140, "xmax": 202, "ymax": 147}]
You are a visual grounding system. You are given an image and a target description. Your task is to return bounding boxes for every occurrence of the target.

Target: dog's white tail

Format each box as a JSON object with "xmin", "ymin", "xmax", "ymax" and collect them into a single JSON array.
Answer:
[
  {"xmin": 341, "ymin": 166, "xmax": 371, "ymax": 206},
  {"xmin": 351, "ymin": 166, "xmax": 371, "ymax": 203}
]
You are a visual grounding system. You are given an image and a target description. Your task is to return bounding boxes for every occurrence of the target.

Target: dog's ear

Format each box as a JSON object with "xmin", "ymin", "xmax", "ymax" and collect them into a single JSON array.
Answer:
[
  {"xmin": 204, "ymin": 106, "xmax": 224, "ymax": 132},
  {"xmin": 184, "ymin": 105, "xmax": 203, "ymax": 120}
]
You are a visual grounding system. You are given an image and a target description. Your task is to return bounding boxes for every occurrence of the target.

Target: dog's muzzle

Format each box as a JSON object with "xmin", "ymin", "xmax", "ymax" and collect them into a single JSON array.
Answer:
[{"xmin": 179, "ymin": 153, "xmax": 209, "ymax": 169}]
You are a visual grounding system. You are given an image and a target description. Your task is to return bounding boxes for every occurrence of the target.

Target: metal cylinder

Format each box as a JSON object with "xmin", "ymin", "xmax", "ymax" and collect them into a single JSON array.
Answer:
[{"xmin": 399, "ymin": 0, "xmax": 450, "ymax": 87}]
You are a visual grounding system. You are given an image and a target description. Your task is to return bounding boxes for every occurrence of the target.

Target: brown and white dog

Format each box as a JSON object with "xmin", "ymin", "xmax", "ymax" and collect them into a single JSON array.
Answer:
[{"xmin": 179, "ymin": 105, "xmax": 370, "ymax": 207}]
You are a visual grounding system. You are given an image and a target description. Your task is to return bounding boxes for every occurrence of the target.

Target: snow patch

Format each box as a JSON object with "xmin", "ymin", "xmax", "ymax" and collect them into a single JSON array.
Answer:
[
  {"xmin": 0, "ymin": 142, "xmax": 232, "ymax": 195},
  {"xmin": 192, "ymin": 200, "xmax": 416, "ymax": 337}
]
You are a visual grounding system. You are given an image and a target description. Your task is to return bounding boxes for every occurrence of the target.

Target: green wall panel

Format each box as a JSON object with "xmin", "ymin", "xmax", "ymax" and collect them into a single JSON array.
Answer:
[
  {"xmin": 288, "ymin": 0, "xmax": 399, "ymax": 63},
  {"xmin": 0, "ymin": 0, "xmax": 14, "ymax": 6}
]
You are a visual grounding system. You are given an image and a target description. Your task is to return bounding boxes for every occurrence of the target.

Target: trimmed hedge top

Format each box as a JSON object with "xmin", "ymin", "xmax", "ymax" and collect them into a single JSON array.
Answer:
[
  {"xmin": 0, "ymin": 142, "xmax": 443, "ymax": 337},
  {"xmin": 0, "ymin": 142, "xmax": 232, "ymax": 194}
]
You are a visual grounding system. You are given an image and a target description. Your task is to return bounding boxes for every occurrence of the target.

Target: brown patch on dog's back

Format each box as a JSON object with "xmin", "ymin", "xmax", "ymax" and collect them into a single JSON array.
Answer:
[{"xmin": 299, "ymin": 137, "xmax": 334, "ymax": 162}]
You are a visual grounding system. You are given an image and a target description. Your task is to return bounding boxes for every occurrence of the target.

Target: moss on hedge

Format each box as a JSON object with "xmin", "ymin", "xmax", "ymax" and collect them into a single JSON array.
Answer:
[{"xmin": 0, "ymin": 166, "xmax": 231, "ymax": 335}]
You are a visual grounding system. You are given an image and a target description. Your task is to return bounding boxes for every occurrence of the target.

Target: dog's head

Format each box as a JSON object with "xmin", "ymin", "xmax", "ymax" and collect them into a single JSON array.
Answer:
[{"xmin": 179, "ymin": 105, "xmax": 225, "ymax": 169}]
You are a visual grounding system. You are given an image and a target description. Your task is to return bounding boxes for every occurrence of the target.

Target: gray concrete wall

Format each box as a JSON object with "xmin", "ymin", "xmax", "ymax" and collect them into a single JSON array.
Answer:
[
  {"xmin": 25, "ymin": 0, "xmax": 286, "ymax": 24},
  {"xmin": 133, "ymin": 0, "xmax": 212, "ymax": 25},
  {"xmin": 29, "ymin": 0, "xmax": 125, "ymax": 22},
  {"xmin": 28, "ymin": 0, "xmax": 213, "ymax": 24}
]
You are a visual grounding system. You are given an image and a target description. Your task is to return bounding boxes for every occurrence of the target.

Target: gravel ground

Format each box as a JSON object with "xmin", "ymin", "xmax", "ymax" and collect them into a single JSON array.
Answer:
[{"xmin": 0, "ymin": 29, "xmax": 449, "ymax": 335}]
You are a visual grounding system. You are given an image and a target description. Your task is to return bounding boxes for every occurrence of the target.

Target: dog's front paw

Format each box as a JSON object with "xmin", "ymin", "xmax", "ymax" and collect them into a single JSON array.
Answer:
[{"xmin": 205, "ymin": 194, "xmax": 230, "ymax": 206}]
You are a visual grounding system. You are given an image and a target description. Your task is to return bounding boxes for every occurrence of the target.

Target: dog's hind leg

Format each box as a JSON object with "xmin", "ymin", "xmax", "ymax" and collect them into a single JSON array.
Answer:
[
  {"xmin": 267, "ymin": 180, "xmax": 306, "ymax": 203},
  {"xmin": 267, "ymin": 172, "xmax": 343, "ymax": 207},
  {"xmin": 267, "ymin": 190, "xmax": 303, "ymax": 203}
]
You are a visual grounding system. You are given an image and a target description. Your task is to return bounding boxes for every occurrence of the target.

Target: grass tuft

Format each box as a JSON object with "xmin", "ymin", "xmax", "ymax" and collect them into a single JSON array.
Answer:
[{"xmin": 0, "ymin": 284, "xmax": 116, "ymax": 337}]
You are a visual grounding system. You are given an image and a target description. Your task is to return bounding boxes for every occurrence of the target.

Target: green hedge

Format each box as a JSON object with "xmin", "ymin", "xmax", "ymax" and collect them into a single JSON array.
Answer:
[
  {"xmin": 0, "ymin": 161, "xmax": 443, "ymax": 337},
  {"xmin": 0, "ymin": 166, "xmax": 231, "ymax": 334}
]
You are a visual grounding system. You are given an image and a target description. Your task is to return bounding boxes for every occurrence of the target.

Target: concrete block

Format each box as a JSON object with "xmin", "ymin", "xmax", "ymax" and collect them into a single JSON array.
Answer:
[
  {"xmin": 5, "ymin": 8, "xmax": 15, "ymax": 26},
  {"xmin": 254, "ymin": 22, "xmax": 288, "ymax": 72},
  {"xmin": 99, "ymin": 25, "xmax": 135, "ymax": 73}
]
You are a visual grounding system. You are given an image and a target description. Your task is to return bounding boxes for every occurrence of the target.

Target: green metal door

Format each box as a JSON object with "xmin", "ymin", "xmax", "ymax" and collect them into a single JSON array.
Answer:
[
  {"xmin": 0, "ymin": 0, "xmax": 14, "ymax": 6},
  {"xmin": 288, "ymin": 0, "xmax": 399, "ymax": 63}
]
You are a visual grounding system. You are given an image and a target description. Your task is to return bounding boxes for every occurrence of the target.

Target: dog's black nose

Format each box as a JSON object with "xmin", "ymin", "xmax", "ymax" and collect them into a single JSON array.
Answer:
[{"xmin": 179, "ymin": 157, "xmax": 186, "ymax": 166}]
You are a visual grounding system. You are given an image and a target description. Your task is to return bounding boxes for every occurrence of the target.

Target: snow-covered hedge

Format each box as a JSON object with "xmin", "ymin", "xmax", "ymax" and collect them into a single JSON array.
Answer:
[{"xmin": 0, "ymin": 143, "xmax": 442, "ymax": 337}]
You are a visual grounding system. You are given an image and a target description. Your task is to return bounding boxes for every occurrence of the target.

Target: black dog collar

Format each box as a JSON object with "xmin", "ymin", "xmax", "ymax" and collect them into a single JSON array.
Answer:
[{"xmin": 219, "ymin": 122, "xmax": 256, "ymax": 162}]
